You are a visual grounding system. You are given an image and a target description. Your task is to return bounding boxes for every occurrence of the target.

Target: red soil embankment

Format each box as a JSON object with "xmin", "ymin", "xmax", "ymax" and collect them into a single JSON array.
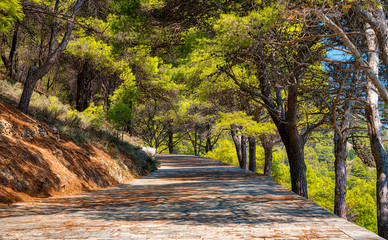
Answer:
[{"xmin": 0, "ymin": 101, "xmax": 139, "ymax": 205}]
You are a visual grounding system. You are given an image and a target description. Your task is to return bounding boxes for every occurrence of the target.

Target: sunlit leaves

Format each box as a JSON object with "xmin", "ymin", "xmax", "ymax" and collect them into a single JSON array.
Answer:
[
  {"xmin": 0, "ymin": 0, "xmax": 23, "ymax": 32},
  {"xmin": 107, "ymin": 76, "xmax": 139, "ymax": 131},
  {"xmin": 215, "ymin": 111, "xmax": 277, "ymax": 137}
]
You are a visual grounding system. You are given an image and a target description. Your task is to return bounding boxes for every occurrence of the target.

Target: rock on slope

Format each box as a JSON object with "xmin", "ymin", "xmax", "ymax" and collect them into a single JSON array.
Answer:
[{"xmin": 0, "ymin": 101, "xmax": 141, "ymax": 204}]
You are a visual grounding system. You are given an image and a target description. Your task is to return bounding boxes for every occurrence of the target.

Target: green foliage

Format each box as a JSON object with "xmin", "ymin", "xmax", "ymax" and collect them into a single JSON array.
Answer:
[
  {"xmin": 81, "ymin": 103, "xmax": 105, "ymax": 128},
  {"xmin": 31, "ymin": 95, "xmax": 65, "ymax": 124},
  {"xmin": 215, "ymin": 111, "xmax": 276, "ymax": 137},
  {"xmin": 271, "ymin": 148, "xmax": 292, "ymax": 189},
  {"xmin": 347, "ymin": 176, "xmax": 377, "ymax": 233},
  {"xmin": 204, "ymin": 138, "xmax": 238, "ymax": 165},
  {"xmin": 350, "ymin": 157, "xmax": 373, "ymax": 179},
  {"xmin": 106, "ymin": 101, "xmax": 132, "ymax": 131},
  {"xmin": 66, "ymin": 35, "xmax": 125, "ymax": 71},
  {"xmin": 144, "ymin": 156, "xmax": 160, "ymax": 172},
  {"xmin": 106, "ymin": 78, "xmax": 138, "ymax": 131},
  {"xmin": 307, "ymin": 161, "xmax": 335, "ymax": 212},
  {"xmin": 2, "ymin": 0, "xmax": 383, "ymax": 235},
  {"xmin": 0, "ymin": 0, "xmax": 23, "ymax": 32}
]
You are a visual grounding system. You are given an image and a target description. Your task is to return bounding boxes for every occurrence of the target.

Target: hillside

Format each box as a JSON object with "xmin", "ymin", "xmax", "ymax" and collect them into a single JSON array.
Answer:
[{"xmin": 0, "ymin": 100, "xmax": 151, "ymax": 205}]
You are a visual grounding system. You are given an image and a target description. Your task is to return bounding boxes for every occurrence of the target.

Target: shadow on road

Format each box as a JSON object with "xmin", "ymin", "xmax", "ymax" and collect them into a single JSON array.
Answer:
[{"xmin": 0, "ymin": 155, "xmax": 333, "ymax": 227}]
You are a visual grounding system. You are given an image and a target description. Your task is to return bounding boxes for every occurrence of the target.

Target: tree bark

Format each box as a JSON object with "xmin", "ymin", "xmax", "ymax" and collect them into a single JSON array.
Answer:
[
  {"xmin": 260, "ymin": 136, "xmax": 273, "ymax": 176},
  {"xmin": 248, "ymin": 136, "xmax": 256, "ymax": 172},
  {"xmin": 76, "ymin": 61, "xmax": 94, "ymax": 112},
  {"xmin": 365, "ymin": 23, "xmax": 388, "ymax": 238},
  {"xmin": 334, "ymin": 132, "xmax": 347, "ymax": 219},
  {"xmin": 241, "ymin": 135, "xmax": 248, "ymax": 170},
  {"xmin": 284, "ymin": 85, "xmax": 308, "ymax": 198},
  {"xmin": 285, "ymin": 137, "xmax": 308, "ymax": 198},
  {"xmin": 18, "ymin": 66, "xmax": 40, "ymax": 113},
  {"xmin": 8, "ymin": 22, "xmax": 18, "ymax": 78},
  {"xmin": 205, "ymin": 137, "xmax": 212, "ymax": 153},
  {"xmin": 1, "ymin": 22, "xmax": 19, "ymax": 78},
  {"xmin": 354, "ymin": 4, "xmax": 388, "ymax": 86},
  {"xmin": 231, "ymin": 127, "xmax": 243, "ymax": 168},
  {"xmin": 257, "ymin": 70, "xmax": 307, "ymax": 197},
  {"xmin": 168, "ymin": 127, "xmax": 174, "ymax": 154}
]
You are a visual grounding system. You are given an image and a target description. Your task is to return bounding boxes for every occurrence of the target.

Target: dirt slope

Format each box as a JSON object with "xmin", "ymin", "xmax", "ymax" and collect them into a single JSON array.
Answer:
[{"xmin": 0, "ymin": 101, "xmax": 142, "ymax": 205}]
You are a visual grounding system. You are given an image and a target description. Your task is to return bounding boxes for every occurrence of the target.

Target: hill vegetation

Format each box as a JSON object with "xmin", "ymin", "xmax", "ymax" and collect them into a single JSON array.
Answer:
[
  {"xmin": 0, "ymin": 78, "xmax": 157, "ymax": 205},
  {"xmin": 2, "ymin": 0, "xmax": 388, "ymax": 238}
]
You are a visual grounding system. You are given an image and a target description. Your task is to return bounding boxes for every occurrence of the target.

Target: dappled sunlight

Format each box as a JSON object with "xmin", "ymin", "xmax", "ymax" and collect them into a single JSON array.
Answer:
[{"xmin": 0, "ymin": 155, "xmax": 381, "ymax": 239}]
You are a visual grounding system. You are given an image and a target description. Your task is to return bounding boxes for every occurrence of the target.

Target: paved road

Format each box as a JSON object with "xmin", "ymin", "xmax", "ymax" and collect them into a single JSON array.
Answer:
[{"xmin": 0, "ymin": 155, "xmax": 383, "ymax": 239}]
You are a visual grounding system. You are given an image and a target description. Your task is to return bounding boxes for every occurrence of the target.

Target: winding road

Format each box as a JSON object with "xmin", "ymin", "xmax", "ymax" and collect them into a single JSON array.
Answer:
[{"xmin": 0, "ymin": 155, "xmax": 383, "ymax": 239}]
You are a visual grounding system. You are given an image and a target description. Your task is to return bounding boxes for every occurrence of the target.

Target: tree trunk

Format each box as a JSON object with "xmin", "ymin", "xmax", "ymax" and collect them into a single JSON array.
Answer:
[
  {"xmin": 1, "ymin": 22, "xmax": 19, "ymax": 78},
  {"xmin": 36, "ymin": 79, "xmax": 43, "ymax": 92},
  {"xmin": 0, "ymin": 37, "xmax": 8, "ymax": 68},
  {"xmin": 248, "ymin": 136, "xmax": 256, "ymax": 172},
  {"xmin": 284, "ymin": 85, "xmax": 308, "ymax": 198},
  {"xmin": 76, "ymin": 62, "xmax": 94, "ymax": 112},
  {"xmin": 231, "ymin": 127, "xmax": 243, "ymax": 168},
  {"xmin": 285, "ymin": 138, "xmax": 308, "ymax": 198},
  {"xmin": 334, "ymin": 132, "xmax": 347, "ymax": 219},
  {"xmin": 255, "ymin": 72, "xmax": 308, "ymax": 197},
  {"xmin": 8, "ymin": 22, "xmax": 18, "ymax": 78},
  {"xmin": 18, "ymin": 66, "xmax": 40, "ymax": 113},
  {"xmin": 241, "ymin": 135, "xmax": 248, "ymax": 170},
  {"xmin": 168, "ymin": 128, "xmax": 174, "ymax": 154},
  {"xmin": 205, "ymin": 137, "xmax": 212, "ymax": 153},
  {"xmin": 365, "ymin": 23, "xmax": 388, "ymax": 238},
  {"xmin": 261, "ymin": 136, "xmax": 273, "ymax": 176},
  {"xmin": 193, "ymin": 127, "xmax": 198, "ymax": 156},
  {"xmin": 35, "ymin": 23, "xmax": 45, "ymax": 92}
]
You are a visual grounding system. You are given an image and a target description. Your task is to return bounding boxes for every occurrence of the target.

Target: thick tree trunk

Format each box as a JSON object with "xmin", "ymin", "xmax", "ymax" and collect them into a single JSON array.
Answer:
[
  {"xmin": 231, "ymin": 128, "xmax": 248, "ymax": 169},
  {"xmin": 285, "ymin": 138, "xmax": 308, "ymax": 198},
  {"xmin": 334, "ymin": 133, "xmax": 347, "ymax": 219},
  {"xmin": 248, "ymin": 136, "xmax": 256, "ymax": 172},
  {"xmin": 255, "ymin": 76, "xmax": 308, "ymax": 197},
  {"xmin": 365, "ymin": 23, "xmax": 388, "ymax": 238},
  {"xmin": 18, "ymin": 66, "xmax": 40, "ymax": 113},
  {"xmin": 285, "ymin": 85, "xmax": 308, "ymax": 198}
]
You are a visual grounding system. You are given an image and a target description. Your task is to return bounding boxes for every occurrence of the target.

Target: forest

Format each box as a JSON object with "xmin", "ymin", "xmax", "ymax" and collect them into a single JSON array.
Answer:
[{"xmin": 1, "ymin": 0, "xmax": 388, "ymax": 238}]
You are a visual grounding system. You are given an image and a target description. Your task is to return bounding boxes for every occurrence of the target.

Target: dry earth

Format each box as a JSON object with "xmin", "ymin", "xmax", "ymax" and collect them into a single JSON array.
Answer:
[{"xmin": 0, "ymin": 100, "xmax": 142, "ymax": 204}]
